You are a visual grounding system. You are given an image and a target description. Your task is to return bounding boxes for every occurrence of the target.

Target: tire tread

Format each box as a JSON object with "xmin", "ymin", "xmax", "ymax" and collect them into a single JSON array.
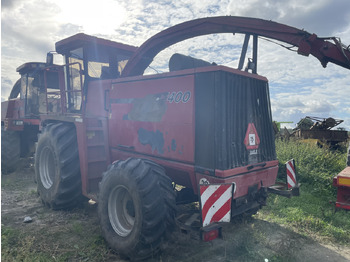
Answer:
[
  {"xmin": 1, "ymin": 127, "xmax": 21, "ymax": 173},
  {"xmin": 98, "ymin": 158, "xmax": 176, "ymax": 260},
  {"xmin": 35, "ymin": 123, "xmax": 81, "ymax": 210}
]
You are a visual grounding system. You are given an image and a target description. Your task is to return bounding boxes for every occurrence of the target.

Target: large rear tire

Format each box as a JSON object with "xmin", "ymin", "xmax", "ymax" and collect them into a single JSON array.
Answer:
[
  {"xmin": 98, "ymin": 158, "xmax": 176, "ymax": 260},
  {"xmin": 1, "ymin": 127, "xmax": 20, "ymax": 174},
  {"xmin": 35, "ymin": 123, "xmax": 82, "ymax": 209}
]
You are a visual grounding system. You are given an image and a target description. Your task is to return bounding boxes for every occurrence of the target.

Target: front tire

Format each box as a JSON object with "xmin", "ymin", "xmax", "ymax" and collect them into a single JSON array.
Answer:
[
  {"xmin": 98, "ymin": 158, "xmax": 176, "ymax": 260},
  {"xmin": 35, "ymin": 123, "xmax": 82, "ymax": 209}
]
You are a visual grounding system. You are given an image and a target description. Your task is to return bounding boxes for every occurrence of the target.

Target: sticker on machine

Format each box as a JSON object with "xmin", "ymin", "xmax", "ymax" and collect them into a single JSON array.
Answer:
[
  {"xmin": 244, "ymin": 123, "xmax": 260, "ymax": 150},
  {"xmin": 199, "ymin": 183, "xmax": 234, "ymax": 227}
]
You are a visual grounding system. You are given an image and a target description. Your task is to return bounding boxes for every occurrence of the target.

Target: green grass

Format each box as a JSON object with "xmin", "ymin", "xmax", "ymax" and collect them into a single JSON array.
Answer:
[{"xmin": 258, "ymin": 140, "xmax": 350, "ymax": 243}]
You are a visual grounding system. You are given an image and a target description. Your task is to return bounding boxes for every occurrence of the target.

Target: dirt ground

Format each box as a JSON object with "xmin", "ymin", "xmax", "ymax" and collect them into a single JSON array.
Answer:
[{"xmin": 2, "ymin": 160, "xmax": 350, "ymax": 262}]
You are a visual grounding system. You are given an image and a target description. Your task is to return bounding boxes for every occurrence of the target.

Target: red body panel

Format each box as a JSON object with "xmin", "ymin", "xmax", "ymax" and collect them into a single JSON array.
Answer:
[
  {"xmin": 333, "ymin": 166, "xmax": 350, "ymax": 210},
  {"xmin": 111, "ymin": 148, "xmax": 278, "ymax": 196},
  {"xmin": 85, "ymin": 80, "xmax": 112, "ymax": 117},
  {"xmin": 1, "ymin": 101, "xmax": 9, "ymax": 120},
  {"xmin": 1, "ymin": 99, "xmax": 39, "ymax": 131},
  {"xmin": 2, "ymin": 99, "xmax": 23, "ymax": 120},
  {"xmin": 196, "ymin": 163, "xmax": 279, "ymax": 198},
  {"xmin": 108, "ymin": 74, "xmax": 195, "ymax": 163}
]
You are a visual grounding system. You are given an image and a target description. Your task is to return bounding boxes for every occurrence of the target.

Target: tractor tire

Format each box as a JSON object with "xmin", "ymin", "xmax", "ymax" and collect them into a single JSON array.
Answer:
[
  {"xmin": 1, "ymin": 127, "xmax": 20, "ymax": 174},
  {"xmin": 98, "ymin": 158, "xmax": 176, "ymax": 260},
  {"xmin": 35, "ymin": 123, "xmax": 82, "ymax": 210}
]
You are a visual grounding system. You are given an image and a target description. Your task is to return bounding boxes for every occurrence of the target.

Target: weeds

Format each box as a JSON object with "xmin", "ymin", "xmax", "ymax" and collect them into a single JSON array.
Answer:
[
  {"xmin": 1, "ymin": 226, "xmax": 49, "ymax": 262},
  {"xmin": 275, "ymin": 139, "xmax": 346, "ymax": 196}
]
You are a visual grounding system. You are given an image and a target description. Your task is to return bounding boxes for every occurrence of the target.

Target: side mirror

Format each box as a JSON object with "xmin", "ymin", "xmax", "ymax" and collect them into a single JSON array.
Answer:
[{"xmin": 46, "ymin": 53, "xmax": 54, "ymax": 66}]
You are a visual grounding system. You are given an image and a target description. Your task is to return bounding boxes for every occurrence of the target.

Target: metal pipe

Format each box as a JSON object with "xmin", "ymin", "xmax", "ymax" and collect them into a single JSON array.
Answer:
[
  {"xmin": 253, "ymin": 35, "xmax": 258, "ymax": 74},
  {"xmin": 238, "ymin": 34, "xmax": 250, "ymax": 70}
]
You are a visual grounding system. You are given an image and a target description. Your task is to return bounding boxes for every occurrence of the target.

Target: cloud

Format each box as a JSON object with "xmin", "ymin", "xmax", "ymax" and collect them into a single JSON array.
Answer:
[
  {"xmin": 55, "ymin": 0, "xmax": 127, "ymax": 35},
  {"xmin": 1, "ymin": 0, "xmax": 20, "ymax": 9},
  {"xmin": 227, "ymin": 0, "xmax": 350, "ymax": 39},
  {"xmin": 271, "ymin": 95, "xmax": 336, "ymax": 116},
  {"xmin": 303, "ymin": 100, "xmax": 337, "ymax": 114}
]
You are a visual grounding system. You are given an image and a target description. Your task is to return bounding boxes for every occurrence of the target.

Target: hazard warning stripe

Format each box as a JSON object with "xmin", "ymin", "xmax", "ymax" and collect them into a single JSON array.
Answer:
[
  {"xmin": 286, "ymin": 160, "xmax": 297, "ymax": 188},
  {"xmin": 209, "ymin": 199, "xmax": 231, "ymax": 225},
  {"xmin": 200, "ymin": 184, "xmax": 233, "ymax": 227},
  {"xmin": 201, "ymin": 185, "xmax": 230, "ymax": 214},
  {"xmin": 201, "ymin": 185, "xmax": 230, "ymax": 221}
]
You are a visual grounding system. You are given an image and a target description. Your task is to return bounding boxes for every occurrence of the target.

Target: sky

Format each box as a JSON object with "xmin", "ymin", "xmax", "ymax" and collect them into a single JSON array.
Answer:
[{"xmin": 1, "ymin": 0, "xmax": 350, "ymax": 130}]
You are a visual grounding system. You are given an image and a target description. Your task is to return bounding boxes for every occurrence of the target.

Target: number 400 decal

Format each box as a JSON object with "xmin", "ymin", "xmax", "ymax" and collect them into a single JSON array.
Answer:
[{"xmin": 167, "ymin": 91, "xmax": 191, "ymax": 103}]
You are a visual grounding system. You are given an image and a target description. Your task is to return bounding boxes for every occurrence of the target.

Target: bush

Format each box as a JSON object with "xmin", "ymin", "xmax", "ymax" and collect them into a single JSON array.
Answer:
[{"xmin": 275, "ymin": 139, "xmax": 347, "ymax": 197}]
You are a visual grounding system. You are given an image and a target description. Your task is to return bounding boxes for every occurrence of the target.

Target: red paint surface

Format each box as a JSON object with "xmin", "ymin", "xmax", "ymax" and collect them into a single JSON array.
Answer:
[
  {"xmin": 333, "ymin": 166, "xmax": 350, "ymax": 210},
  {"xmin": 108, "ymin": 74, "xmax": 195, "ymax": 163},
  {"xmin": 196, "ymin": 162, "xmax": 279, "ymax": 198}
]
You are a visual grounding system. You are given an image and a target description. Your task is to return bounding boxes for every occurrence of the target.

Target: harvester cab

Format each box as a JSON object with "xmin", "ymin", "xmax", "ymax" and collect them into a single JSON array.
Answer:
[
  {"xmin": 3, "ymin": 62, "xmax": 48, "ymax": 128},
  {"xmin": 53, "ymin": 34, "xmax": 137, "ymax": 113}
]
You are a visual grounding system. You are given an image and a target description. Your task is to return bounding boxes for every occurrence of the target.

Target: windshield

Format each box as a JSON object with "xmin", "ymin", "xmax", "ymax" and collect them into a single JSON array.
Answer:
[{"xmin": 85, "ymin": 45, "xmax": 130, "ymax": 79}]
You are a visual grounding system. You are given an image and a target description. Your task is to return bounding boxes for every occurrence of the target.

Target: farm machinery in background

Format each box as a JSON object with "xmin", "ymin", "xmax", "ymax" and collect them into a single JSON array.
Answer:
[
  {"xmin": 273, "ymin": 121, "xmax": 294, "ymax": 132},
  {"xmin": 273, "ymin": 121, "xmax": 293, "ymax": 140},
  {"xmin": 1, "ymin": 63, "xmax": 48, "ymax": 173},
  {"xmin": 2, "ymin": 16, "xmax": 350, "ymax": 260},
  {"xmin": 291, "ymin": 116, "xmax": 348, "ymax": 147}
]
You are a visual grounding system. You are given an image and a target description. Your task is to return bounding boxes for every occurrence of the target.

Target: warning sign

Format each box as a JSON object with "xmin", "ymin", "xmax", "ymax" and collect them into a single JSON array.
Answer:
[
  {"xmin": 244, "ymin": 123, "xmax": 260, "ymax": 150},
  {"xmin": 200, "ymin": 184, "xmax": 234, "ymax": 227}
]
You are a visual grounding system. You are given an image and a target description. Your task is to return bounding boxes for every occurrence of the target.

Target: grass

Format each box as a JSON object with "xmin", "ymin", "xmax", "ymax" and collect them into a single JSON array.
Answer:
[
  {"xmin": 1, "ymin": 179, "xmax": 119, "ymax": 262},
  {"xmin": 1, "ymin": 226, "xmax": 50, "ymax": 262},
  {"xmin": 257, "ymin": 139, "xmax": 350, "ymax": 243},
  {"xmin": 1, "ymin": 220, "xmax": 117, "ymax": 262}
]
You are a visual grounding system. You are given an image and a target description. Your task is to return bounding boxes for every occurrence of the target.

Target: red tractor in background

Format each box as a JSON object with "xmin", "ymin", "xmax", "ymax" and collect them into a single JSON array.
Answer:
[
  {"xmin": 2, "ymin": 17, "xmax": 350, "ymax": 260},
  {"xmin": 1, "ymin": 62, "xmax": 60, "ymax": 173}
]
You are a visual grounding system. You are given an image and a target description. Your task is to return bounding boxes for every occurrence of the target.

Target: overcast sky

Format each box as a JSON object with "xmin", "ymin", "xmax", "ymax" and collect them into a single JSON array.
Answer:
[{"xmin": 2, "ymin": 0, "xmax": 350, "ymax": 129}]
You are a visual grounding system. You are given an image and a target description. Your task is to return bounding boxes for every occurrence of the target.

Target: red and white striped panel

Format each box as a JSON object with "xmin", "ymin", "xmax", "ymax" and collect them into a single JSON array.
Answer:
[
  {"xmin": 200, "ymin": 184, "xmax": 233, "ymax": 227},
  {"xmin": 286, "ymin": 159, "xmax": 297, "ymax": 189}
]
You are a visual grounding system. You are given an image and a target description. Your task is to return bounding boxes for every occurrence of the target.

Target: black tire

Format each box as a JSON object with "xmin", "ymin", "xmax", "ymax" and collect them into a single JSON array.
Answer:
[
  {"xmin": 98, "ymin": 158, "xmax": 176, "ymax": 260},
  {"xmin": 1, "ymin": 126, "xmax": 21, "ymax": 174},
  {"xmin": 35, "ymin": 123, "xmax": 82, "ymax": 210}
]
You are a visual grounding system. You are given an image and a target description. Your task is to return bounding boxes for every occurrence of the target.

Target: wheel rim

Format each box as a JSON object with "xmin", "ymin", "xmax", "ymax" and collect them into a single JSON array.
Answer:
[
  {"xmin": 39, "ymin": 146, "xmax": 56, "ymax": 189},
  {"xmin": 108, "ymin": 185, "xmax": 135, "ymax": 237}
]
